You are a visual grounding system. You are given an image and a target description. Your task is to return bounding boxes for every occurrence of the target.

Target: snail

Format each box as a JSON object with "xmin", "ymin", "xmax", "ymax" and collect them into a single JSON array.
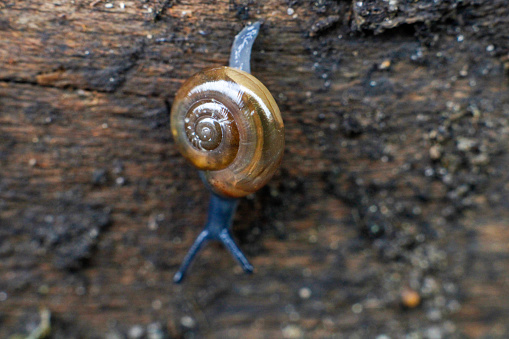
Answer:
[{"xmin": 171, "ymin": 22, "xmax": 284, "ymax": 283}]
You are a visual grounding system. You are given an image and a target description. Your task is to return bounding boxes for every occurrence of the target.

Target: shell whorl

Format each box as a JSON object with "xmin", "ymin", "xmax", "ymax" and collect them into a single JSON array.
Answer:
[{"xmin": 171, "ymin": 66, "xmax": 284, "ymax": 198}]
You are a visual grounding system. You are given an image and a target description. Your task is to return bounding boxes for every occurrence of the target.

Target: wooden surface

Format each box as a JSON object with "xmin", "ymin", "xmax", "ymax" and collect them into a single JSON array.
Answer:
[{"xmin": 1, "ymin": 0, "xmax": 509, "ymax": 338}]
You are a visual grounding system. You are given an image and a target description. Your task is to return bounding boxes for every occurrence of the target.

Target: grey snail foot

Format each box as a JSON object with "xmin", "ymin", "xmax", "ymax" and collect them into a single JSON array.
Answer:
[{"xmin": 173, "ymin": 193, "xmax": 253, "ymax": 284}]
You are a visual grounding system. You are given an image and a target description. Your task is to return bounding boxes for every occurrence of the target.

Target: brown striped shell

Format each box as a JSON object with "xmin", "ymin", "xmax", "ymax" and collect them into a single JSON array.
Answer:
[{"xmin": 171, "ymin": 66, "xmax": 284, "ymax": 198}]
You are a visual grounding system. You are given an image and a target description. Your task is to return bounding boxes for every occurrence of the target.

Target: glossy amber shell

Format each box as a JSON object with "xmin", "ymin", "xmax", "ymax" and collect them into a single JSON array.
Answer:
[{"xmin": 171, "ymin": 66, "xmax": 284, "ymax": 198}]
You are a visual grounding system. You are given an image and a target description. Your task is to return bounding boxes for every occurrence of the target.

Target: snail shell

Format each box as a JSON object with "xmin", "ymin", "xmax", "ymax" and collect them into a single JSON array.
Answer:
[{"xmin": 171, "ymin": 66, "xmax": 284, "ymax": 198}]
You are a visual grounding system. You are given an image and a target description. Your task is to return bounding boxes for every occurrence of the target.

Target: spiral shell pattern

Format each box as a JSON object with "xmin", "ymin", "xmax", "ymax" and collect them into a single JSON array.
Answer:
[{"xmin": 171, "ymin": 66, "xmax": 284, "ymax": 198}]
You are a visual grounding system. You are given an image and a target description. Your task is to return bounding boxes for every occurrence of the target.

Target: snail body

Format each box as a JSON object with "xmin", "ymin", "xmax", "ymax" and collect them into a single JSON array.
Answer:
[
  {"xmin": 171, "ymin": 22, "xmax": 283, "ymax": 283},
  {"xmin": 171, "ymin": 66, "xmax": 284, "ymax": 198}
]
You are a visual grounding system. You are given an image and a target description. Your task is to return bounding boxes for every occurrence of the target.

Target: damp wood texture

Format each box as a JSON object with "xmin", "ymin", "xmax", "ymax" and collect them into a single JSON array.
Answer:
[{"xmin": 1, "ymin": 1, "xmax": 509, "ymax": 338}]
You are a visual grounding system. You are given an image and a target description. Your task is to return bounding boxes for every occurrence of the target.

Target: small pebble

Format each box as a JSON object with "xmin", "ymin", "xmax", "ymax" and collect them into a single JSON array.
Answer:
[
  {"xmin": 401, "ymin": 288, "xmax": 421, "ymax": 308},
  {"xmin": 105, "ymin": 331, "xmax": 123, "ymax": 339},
  {"xmin": 426, "ymin": 326, "xmax": 443, "ymax": 339},
  {"xmin": 282, "ymin": 325, "xmax": 303, "ymax": 339},
  {"xmin": 427, "ymin": 308, "xmax": 442, "ymax": 321},
  {"xmin": 429, "ymin": 145, "xmax": 442, "ymax": 160},
  {"xmin": 180, "ymin": 316, "xmax": 196, "ymax": 328},
  {"xmin": 147, "ymin": 322, "xmax": 165, "ymax": 339},
  {"xmin": 128, "ymin": 325, "xmax": 144, "ymax": 339},
  {"xmin": 298, "ymin": 287, "xmax": 311, "ymax": 299},
  {"xmin": 457, "ymin": 137, "xmax": 476, "ymax": 151},
  {"xmin": 352, "ymin": 303, "xmax": 363, "ymax": 314},
  {"xmin": 379, "ymin": 59, "xmax": 391, "ymax": 70}
]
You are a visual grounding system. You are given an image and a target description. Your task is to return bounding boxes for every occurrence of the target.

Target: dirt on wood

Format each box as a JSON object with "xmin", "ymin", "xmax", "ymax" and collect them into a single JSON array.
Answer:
[{"xmin": 1, "ymin": 0, "xmax": 509, "ymax": 338}]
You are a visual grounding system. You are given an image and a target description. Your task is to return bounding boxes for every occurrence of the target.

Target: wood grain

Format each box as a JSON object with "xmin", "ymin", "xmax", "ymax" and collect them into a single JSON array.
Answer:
[{"xmin": 1, "ymin": 0, "xmax": 509, "ymax": 338}]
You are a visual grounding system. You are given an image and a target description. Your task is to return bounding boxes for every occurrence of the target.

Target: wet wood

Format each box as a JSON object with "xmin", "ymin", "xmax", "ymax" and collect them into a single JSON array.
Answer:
[{"xmin": 1, "ymin": 0, "xmax": 509, "ymax": 338}]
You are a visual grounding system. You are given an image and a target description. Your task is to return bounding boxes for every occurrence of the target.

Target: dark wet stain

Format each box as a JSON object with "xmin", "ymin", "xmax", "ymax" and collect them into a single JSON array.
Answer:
[{"xmin": 18, "ymin": 201, "xmax": 112, "ymax": 270}]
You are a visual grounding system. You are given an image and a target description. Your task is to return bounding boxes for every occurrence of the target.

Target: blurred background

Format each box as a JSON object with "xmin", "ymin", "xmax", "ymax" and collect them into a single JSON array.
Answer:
[{"xmin": 1, "ymin": 0, "xmax": 508, "ymax": 338}]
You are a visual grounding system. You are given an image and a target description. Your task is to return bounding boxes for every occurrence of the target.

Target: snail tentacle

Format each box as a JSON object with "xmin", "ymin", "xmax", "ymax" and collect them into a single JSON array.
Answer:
[
  {"xmin": 173, "ymin": 229, "xmax": 210, "ymax": 283},
  {"xmin": 229, "ymin": 21, "xmax": 261, "ymax": 73},
  {"xmin": 173, "ymin": 193, "xmax": 252, "ymax": 283},
  {"xmin": 219, "ymin": 229, "xmax": 254, "ymax": 273}
]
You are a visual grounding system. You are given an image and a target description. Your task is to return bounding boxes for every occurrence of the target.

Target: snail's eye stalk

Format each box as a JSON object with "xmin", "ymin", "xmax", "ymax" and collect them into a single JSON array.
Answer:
[
  {"xmin": 229, "ymin": 21, "xmax": 261, "ymax": 73},
  {"xmin": 173, "ymin": 193, "xmax": 253, "ymax": 284}
]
